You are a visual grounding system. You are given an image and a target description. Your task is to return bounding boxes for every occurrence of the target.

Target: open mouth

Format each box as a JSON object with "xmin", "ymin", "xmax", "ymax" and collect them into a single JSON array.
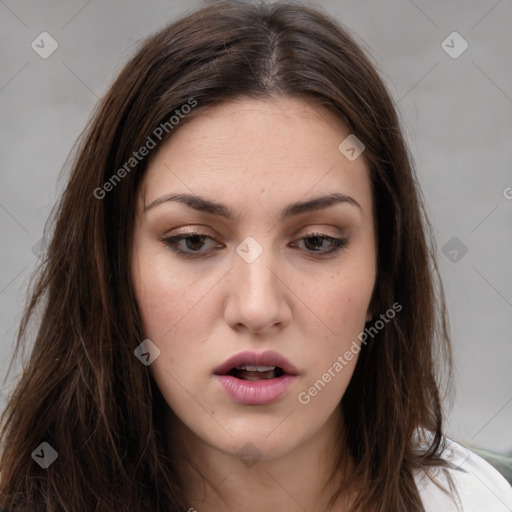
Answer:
[
  {"xmin": 214, "ymin": 351, "xmax": 298, "ymax": 405},
  {"xmin": 227, "ymin": 364, "xmax": 286, "ymax": 381}
]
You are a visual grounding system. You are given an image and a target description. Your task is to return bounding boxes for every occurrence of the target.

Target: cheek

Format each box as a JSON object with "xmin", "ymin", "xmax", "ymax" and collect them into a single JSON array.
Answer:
[
  {"xmin": 304, "ymin": 262, "xmax": 375, "ymax": 340},
  {"xmin": 296, "ymin": 283, "xmax": 367, "ymax": 412},
  {"xmin": 327, "ymin": 284, "xmax": 371, "ymax": 338},
  {"xmin": 131, "ymin": 247, "xmax": 224, "ymax": 392},
  {"xmin": 133, "ymin": 261, "xmax": 213, "ymax": 408},
  {"xmin": 132, "ymin": 244, "xmax": 209, "ymax": 339},
  {"xmin": 299, "ymin": 257, "xmax": 375, "ymax": 395}
]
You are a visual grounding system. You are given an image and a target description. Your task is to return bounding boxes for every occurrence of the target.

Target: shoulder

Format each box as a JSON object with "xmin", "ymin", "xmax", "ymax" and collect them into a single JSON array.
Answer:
[{"xmin": 414, "ymin": 437, "xmax": 512, "ymax": 512}]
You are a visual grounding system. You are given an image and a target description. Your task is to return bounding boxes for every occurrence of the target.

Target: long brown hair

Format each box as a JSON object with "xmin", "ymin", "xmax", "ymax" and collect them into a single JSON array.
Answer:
[{"xmin": 0, "ymin": 2, "xmax": 453, "ymax": 511}]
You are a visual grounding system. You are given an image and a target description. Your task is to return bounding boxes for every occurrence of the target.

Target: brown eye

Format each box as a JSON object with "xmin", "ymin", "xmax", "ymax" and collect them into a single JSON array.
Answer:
[
  {"xmin": 162, "ymin": 232, "xmax": 223, "ymax": 257},
  {"xmin": 292, "ymin": 233, "xmax": 348, "ymax": 255},
  {"xmin": 304, "ymin": 235, "xmax": 326, "ymax": 251},
  {"xmin": 183, "ymin": 234, "xmax": 208, "ymax": 251}
]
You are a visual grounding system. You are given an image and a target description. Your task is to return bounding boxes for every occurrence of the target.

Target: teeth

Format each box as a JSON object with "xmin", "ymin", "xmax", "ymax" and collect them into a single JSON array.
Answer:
[{"xmin": 235, "ymin": 364, "xmax": 276, "ymax": 372}]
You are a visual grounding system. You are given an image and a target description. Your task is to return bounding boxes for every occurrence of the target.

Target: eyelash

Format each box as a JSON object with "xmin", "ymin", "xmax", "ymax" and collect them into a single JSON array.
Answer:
[{"xmin": 161, "ymin": 231, "xmax": 348, "ymax": 258}]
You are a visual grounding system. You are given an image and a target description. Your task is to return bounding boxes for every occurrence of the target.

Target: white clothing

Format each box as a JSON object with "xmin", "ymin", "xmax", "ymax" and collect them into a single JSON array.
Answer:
[{"xmin": 415, "ymin": 438, "xmax": 512, "ymax": 511}]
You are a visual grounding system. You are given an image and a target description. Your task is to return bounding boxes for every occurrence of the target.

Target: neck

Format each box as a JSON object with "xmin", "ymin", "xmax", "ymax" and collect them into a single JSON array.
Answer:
[{"xmin": 169, "ymin": 406, "xmax": 357, "ymax": 512}]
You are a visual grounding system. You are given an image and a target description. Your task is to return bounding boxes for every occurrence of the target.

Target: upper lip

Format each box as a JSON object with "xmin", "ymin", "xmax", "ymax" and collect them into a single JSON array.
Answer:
[{"xmin": 213, "ymin": 350, "xmax": 299, "ymax": 376}]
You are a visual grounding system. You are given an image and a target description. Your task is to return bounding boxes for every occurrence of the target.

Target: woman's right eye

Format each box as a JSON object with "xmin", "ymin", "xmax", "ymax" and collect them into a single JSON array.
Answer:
[{"xmin": 162, "ymin": 232, "xmax": 223, "ymax": 257}]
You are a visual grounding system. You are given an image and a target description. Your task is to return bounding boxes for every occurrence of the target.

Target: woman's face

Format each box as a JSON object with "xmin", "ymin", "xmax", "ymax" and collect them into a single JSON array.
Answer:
[{"xmin": 131, "ymin": 97, "xmax": 376, "ymax": 463}]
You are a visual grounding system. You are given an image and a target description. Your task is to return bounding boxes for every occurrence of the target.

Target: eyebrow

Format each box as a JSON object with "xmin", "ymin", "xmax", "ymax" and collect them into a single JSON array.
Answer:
[{"xmin": 144, "ymin": 192, "xmax": 361, "ymax": 221}]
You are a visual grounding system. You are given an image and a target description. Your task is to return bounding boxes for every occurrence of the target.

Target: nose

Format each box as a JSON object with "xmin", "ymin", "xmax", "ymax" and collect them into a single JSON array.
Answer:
[{"xmin": 223, "ymin": 242, "xmax": 292, "ymax": 335}]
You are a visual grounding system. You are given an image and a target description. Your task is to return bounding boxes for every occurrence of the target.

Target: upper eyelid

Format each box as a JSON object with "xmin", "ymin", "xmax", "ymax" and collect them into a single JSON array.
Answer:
[
  {"xmin": 164, "ymin": 223, "xmax": 347, "ymax": 237},
  {"xmin": 164, "ymin": 230, "xmax": 343, "ymax": 241}
]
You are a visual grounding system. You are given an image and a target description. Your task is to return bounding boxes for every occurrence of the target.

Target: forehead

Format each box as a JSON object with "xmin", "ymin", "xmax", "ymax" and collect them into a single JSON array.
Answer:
[{"xmin": 142, "ymin": 97, "xmax": 371, "ymax": 213}]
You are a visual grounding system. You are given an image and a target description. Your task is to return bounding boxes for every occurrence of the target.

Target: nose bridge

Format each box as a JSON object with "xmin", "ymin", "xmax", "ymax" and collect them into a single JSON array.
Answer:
[
  {"xmin": 234, "ymin": 235, "xmax": 278, "ymax": 299},
  {"xmin": 224, "ymin": 235, "xmax": 290, "ymax": 333}
]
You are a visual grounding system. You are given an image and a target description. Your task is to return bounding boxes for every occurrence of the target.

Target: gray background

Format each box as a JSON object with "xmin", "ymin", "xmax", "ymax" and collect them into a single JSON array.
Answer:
[{"xmin": 1, "ymin": 0, "xmax": 511, "ymax": 452}]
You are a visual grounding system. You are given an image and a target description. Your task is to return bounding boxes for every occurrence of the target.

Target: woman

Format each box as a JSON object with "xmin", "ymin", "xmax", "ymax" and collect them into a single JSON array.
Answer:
[{"xmin": 1, "ymin": 2, "xmax": 511, "ymax": 511}]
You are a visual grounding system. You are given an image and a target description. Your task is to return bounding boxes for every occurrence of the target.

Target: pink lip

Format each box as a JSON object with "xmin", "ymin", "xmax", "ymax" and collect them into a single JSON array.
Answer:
[
  {"xmin": 213, "ymin": 350, "xmax": 299, "ymax": 406},
  {"xmin": 215, "ymin": 374, "xmax": 297, "ymax": 405},
  {"xmin": 213, "ymin": 350, "xmax": 299, "ymax": 377}
]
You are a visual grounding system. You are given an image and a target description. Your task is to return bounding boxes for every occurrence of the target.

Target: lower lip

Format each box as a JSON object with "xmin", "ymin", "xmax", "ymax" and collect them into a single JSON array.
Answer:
[{"xmin": 215, "ymin": 374, "xmax": 297, "ymax": 405}]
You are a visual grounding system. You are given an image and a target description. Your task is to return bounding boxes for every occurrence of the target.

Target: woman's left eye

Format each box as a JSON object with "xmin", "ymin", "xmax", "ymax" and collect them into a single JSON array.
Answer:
[
  {"xmin": 161, "ymin": 231, "xmax": 348, "ymax": 258},
  {"xmin": 291, "ymin": 233, "xmax": 348, "ymax": 255}
]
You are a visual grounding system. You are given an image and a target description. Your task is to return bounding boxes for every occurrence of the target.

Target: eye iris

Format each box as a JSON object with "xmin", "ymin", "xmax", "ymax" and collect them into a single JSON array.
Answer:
[
  {"xmin": 304, "ymin": 236, "xmax": 325, "ymax": 251},
  {"xmin": 186, "ymin": 235, "xmax": 207, "ymax": 251}
]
